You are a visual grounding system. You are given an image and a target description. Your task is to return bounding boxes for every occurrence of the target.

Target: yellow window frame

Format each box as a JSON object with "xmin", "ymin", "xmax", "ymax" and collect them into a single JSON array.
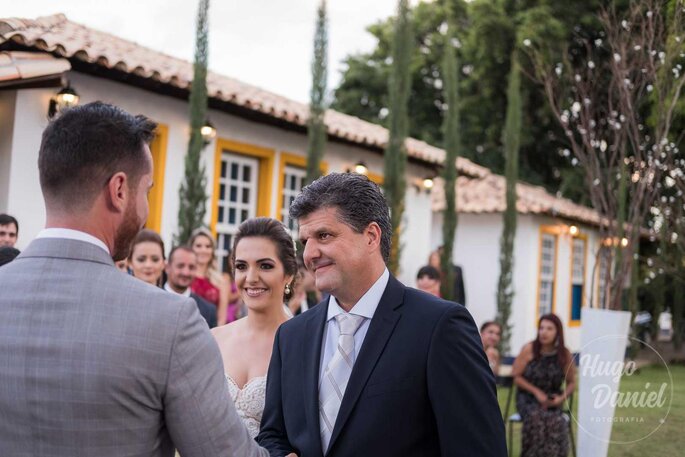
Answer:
[
  {"xmin": 568, "ymin": 232, "xmax": 588, "ymax": 327},
  {"xmin": 210, "ymin": 138, "xmax": 275, "ymax": 237},
  {"xmin": 276, "ymin": 152, "xmax": 328, "ymax": 222},
  {"xmin": 145, "ymin": 124, "xmax": 168, "ymax": 233},
  {"xmin": 535, "ymin": 225, "xmax": 560, "ymax": 327}
]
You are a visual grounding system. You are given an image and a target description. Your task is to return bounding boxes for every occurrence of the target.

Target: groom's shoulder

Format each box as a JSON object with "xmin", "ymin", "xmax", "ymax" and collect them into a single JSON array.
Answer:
[{"xmin": 101, "ymin": 269, "xmax": 194, "ymax": 318}]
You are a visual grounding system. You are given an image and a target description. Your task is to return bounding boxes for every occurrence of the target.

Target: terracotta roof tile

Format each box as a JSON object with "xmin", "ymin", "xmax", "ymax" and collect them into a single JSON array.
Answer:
[
  {"xmin": 0, "ymin": 13, "xmax": 601, "ymax": 225},
  {"xmin": 0, "ymin": 14, "xmax": 491, "ymax": 174},
  {"xmin": 431, "ymin": 175, "xmax": 602, "ymax": 226}
]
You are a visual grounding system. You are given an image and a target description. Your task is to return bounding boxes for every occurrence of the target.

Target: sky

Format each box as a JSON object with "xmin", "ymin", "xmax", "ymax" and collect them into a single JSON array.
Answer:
[{"xmin": 3, "ymin": 0, "xmax": 403, "ymax": 103}]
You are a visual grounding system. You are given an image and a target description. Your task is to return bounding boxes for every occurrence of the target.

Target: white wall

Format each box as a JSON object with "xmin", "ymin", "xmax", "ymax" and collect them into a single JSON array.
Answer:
[
  {"xmin": 6, "ymin": 71, "xmax": 435, "ymax": 265},
  {"xmin": 431, "ymin": 210, "xmax": 603, "ymax": 355},
  {"xmin": 398, "ymin": 167, "xmax": 434, "ymax": 285},
  {"xmin": 0, "ymin": 90, "xmax": 17, "ymax": 211},
  {"xmin": 3, "ymin": 88, "xmax": 52, "ymax": 250}
]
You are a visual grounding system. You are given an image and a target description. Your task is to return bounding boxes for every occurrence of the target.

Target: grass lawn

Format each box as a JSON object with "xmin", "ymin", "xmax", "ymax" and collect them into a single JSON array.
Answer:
[{"xmin": 496, "ymin": 364, "xmax": 685, "ymax": 457}]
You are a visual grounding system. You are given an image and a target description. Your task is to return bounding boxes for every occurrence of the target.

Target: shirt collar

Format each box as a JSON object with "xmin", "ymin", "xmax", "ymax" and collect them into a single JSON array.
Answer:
[
  {"xmin": 327, "ymin": 268, "xmax": 390, "ymax": 321},
  {"xmin": 36, "ymin": 228, "xmax": 110, "ymax": 254},
  {"xmin": 164, "ymin": 282, "xmax": 191, "ymax": 297}
]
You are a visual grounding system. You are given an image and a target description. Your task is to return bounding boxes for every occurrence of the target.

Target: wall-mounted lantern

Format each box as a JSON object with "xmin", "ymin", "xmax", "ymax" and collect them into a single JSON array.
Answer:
[{"xmin": 48, "ymin": 83, "xmax": 79, "ymax": 118}]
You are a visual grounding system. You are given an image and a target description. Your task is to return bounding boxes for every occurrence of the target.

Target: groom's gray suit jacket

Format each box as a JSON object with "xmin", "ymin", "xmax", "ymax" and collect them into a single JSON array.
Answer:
[{"xmin": 0, "ymin": 238, "xmax": 267, "ymax": 457}]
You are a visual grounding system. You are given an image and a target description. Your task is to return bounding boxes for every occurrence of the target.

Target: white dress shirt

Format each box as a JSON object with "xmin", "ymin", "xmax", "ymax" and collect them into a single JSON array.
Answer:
[
  {"xmin": 164, "ymin": 282, "xmax": 191, "ymax": 297},
  {"xmin": 36, "ymin": 228, "xmax": 110, "ymax": 254},
  {"xmin": 319, "ymin": 268, "xmax": 390, "ymax": 383}
]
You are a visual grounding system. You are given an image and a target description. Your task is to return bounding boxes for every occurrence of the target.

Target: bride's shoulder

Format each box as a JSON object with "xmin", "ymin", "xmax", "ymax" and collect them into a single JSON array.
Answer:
[{"xmin": 211, "ymin": 318, "xmax": 245, "ymax": 342}]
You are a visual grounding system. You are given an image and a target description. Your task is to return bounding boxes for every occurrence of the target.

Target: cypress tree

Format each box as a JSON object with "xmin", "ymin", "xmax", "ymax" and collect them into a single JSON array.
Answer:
[
  {"xmin": 439, "ymin": 21, "xmax": 460, "ymax": 301},
  {"xmin": 495, "ymin": 51, "xmax": 521, "ymax": 354},
  {"xmin": 383, "ymin": 0, "xmax": 413, "ymax": 274},
  {"xmin": 305, "ymin": 0, "xmax": 328, "ymax": 185},
  {"xmin": 176, "ymin": 0, "xmax": 210, "ymax": 245}
]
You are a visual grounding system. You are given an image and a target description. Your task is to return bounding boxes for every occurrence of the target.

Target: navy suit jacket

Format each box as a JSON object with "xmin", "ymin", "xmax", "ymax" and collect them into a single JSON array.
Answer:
[
  {"xmin": 190, "ymin": 292, "xmax": 217, "ymax": 328},
  {"xmin": 257, "ymin": 275, "xmax": 506, "ymax": 457}
]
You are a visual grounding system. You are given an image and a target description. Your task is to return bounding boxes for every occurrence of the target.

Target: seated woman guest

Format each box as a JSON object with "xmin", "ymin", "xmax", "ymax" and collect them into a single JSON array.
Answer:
[
  {"xmin": 480, "ymin": 321, "xmax": 502, "ymax": 376},
  {"xmin": 211, "ymin": 217, "xmax": 295, "ymax": 438},
  {"xmin": 189, "ymin": 228, "xmax": 231, "ymax": 325},
  {"xmin": 512, "ymin": 313, "xmax": 576, "ymax": 457},
  {"xmin": 128, "ymin": 229, "xmax": 165, "ymax": 287}
]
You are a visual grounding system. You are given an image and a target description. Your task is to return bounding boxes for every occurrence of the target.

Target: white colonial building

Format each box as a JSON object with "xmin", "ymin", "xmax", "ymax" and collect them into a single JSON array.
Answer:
[{"xmin": 0, "ymin": 14, "xmax": 611, "ymax": 354}]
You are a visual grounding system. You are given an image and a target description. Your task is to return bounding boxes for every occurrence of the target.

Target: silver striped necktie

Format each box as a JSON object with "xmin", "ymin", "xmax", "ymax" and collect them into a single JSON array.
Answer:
[{"xmin": 319, "ymin": 313, "xmax": 365, "ymax": 452}]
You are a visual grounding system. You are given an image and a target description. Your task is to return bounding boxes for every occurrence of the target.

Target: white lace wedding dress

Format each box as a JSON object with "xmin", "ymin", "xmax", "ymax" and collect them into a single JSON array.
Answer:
[{"xmin": 226, "ymin": 374, "xmax": 267, "ymax": 439}]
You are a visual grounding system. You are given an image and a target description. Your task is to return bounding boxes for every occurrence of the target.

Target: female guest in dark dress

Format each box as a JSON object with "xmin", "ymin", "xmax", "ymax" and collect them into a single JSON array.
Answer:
[{"xmin": 512, "ymin": 313, "xmax": 576, "ymax": 457}]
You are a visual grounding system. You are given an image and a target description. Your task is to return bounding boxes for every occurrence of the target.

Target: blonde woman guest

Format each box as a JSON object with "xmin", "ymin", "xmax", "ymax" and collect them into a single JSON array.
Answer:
[
  {"xmin": 212, "ymin": 217, "xmax": 296, "ymax": 438},
  {"xmin": 128, "ymin": 229, "xmax": 165, "ymax": 287},
  {"xmin": 189, "ymin": 228, "xmax": 230, "ymax": 325}
]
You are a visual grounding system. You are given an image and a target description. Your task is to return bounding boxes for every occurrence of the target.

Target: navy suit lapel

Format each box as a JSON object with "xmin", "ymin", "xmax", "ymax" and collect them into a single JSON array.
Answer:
[
  {"xmin": 326, "ymin": 276, "xmax": 405, "ymax": 454},
  {"xmin": 302, "ymin": 298, "xmax": 329, "ymax": 457}
]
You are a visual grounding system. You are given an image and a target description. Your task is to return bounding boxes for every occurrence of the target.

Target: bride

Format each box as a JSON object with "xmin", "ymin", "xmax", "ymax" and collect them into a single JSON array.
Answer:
[{"xmin": 212, "ymin": 217, "xmax": 296, "ymax": 438}]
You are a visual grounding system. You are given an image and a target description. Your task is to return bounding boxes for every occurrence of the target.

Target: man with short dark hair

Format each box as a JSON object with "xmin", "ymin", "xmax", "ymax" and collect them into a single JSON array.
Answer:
[
  {"xmin": 165, "ymin": 245, "xmax": 217, "ymax": 328},
  {"xmin": 416, "ymin": 265, "xmax": 441, "ymax": 297},
  {"xmin": 258, "ymin": 172, "xmax": 506, "ymax": 456},
  {"xmin": 0, "ymin": 214, "xmax": 18, "ymax": 248},
  {"xmin": 0, "ymin": 102, "xmax": 267, "ymax": 457}
]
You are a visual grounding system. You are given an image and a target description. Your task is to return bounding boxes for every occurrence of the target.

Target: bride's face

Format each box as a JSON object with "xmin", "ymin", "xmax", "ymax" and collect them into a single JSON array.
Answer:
[{"xmin": 233, "ymin": 236, "xmax": 293, "ymax": 312}]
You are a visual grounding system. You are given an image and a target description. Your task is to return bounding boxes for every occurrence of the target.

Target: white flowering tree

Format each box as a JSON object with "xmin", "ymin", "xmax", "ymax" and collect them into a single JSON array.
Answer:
[{"xmin": 524, "ymin": 0, "xmax": 685, "ymax": 310}]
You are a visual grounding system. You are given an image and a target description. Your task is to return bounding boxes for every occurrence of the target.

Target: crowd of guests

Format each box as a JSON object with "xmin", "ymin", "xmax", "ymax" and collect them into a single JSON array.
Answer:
[
  {"xmin": 3, "ymin": 205, "xmax": 576, "ymax": 456},
  {"xmin": 2, "ymin": 206, "xmax": 576, "ymax": 456}
]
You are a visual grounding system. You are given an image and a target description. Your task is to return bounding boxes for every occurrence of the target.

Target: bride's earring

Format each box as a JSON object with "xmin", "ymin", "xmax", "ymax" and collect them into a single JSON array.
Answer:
[{"xmin": 285, "ymin": 284, "xmax": 291, "ymax": 295}]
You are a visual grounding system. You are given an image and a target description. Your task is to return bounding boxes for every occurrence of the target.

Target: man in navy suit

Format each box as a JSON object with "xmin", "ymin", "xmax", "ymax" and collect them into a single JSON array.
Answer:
[
  {"xmin": 164, "ymin": 245, "xmax": 218, "ymax": 328},
  {"xmin": 257, "ymin": 173, "xmax": 506, "ymax": 457}
]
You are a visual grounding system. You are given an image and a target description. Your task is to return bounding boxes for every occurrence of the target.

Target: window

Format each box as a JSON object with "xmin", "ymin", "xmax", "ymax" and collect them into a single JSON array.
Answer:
[
  {"xmin": 211, "ymin": 139, "xmax": 275, "ymax": 273},
  {"xmin": 215, "ymin": 153, "xmax": 259, "ymax": 271},
  {"xmin": 281, "ymin": 165, "xmax": 306, "ymax": 234},
  {"xmin": 569, "ymin": 236, "xmax": 586, "ymax": 324},
  {"xmin": 276, "ymin": 152, "xmax": 327, "ymax": 237},
  {"xmin": 537, "ymin": 229, "xmax": 558, "ymax": 319}
]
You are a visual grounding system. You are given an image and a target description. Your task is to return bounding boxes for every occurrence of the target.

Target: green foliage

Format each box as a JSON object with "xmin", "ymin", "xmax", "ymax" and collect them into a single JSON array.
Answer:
[
  {"xmin": 439, "ymin": 14, "xmax": 460, "ymax": 301},
  {"xmin": 176, "ymin": 0, "xmax": 210, "ymax": 245},
  {"xmin": 332, "ymin": 0, "xmax": 602, "ymax": 204},
  {"xmin": 306, "ymin": 0, "xmax": 328, "ymax": 185},
  {"xmin": 383, "ymin": 0, "xmax": 413, "ymax": 274},
  {"xmin": 495, "ymin": 51, "xmax": 521, "ymax": 355}
]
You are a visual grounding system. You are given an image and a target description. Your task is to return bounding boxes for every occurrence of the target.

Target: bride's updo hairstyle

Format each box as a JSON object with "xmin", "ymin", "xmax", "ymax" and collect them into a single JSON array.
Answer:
[{"xmin": 231, "ymin": 217, "xmax": 298, "ymax": 300}]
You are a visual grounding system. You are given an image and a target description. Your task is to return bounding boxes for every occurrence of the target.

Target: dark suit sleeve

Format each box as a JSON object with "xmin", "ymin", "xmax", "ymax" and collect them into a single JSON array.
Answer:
[
  {"xmin": 426, "ymin": 306, "xmax": 506, "ymax": 456},
  {"xmin": 257, "ymin": 326, "xmax": 294, "ymax": 456}
]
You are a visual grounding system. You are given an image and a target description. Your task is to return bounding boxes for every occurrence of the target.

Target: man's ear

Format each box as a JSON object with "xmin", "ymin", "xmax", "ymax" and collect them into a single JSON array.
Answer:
[
  {"xmin": 365, "ymin": 222, "xmax": 382, "ymax": 252},
  {"xmin": 106, "ymin": 172, "xmax": 129, "ymax": 213}
]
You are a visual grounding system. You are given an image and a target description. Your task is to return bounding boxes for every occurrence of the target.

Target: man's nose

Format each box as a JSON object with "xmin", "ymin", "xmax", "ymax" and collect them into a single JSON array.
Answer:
[{"xmin": 302, "ymin": 241, "xmax": 319, "ymax": 265}]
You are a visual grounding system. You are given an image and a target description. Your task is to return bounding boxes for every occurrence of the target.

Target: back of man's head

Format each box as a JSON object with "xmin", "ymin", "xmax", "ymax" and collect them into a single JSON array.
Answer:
[
  {"xmin": 38, "ymin": 102, "xmax": 157, "ymax": 212},
  {"xmin": 289, "ymin": 172, "xmax": 392, "ymax": 262}
]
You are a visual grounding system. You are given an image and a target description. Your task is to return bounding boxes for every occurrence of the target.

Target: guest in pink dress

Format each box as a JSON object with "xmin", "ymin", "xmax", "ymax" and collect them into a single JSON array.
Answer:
[{"xmin": 189, "ymin": 228, "xmax": 229, "ymax": 324}]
